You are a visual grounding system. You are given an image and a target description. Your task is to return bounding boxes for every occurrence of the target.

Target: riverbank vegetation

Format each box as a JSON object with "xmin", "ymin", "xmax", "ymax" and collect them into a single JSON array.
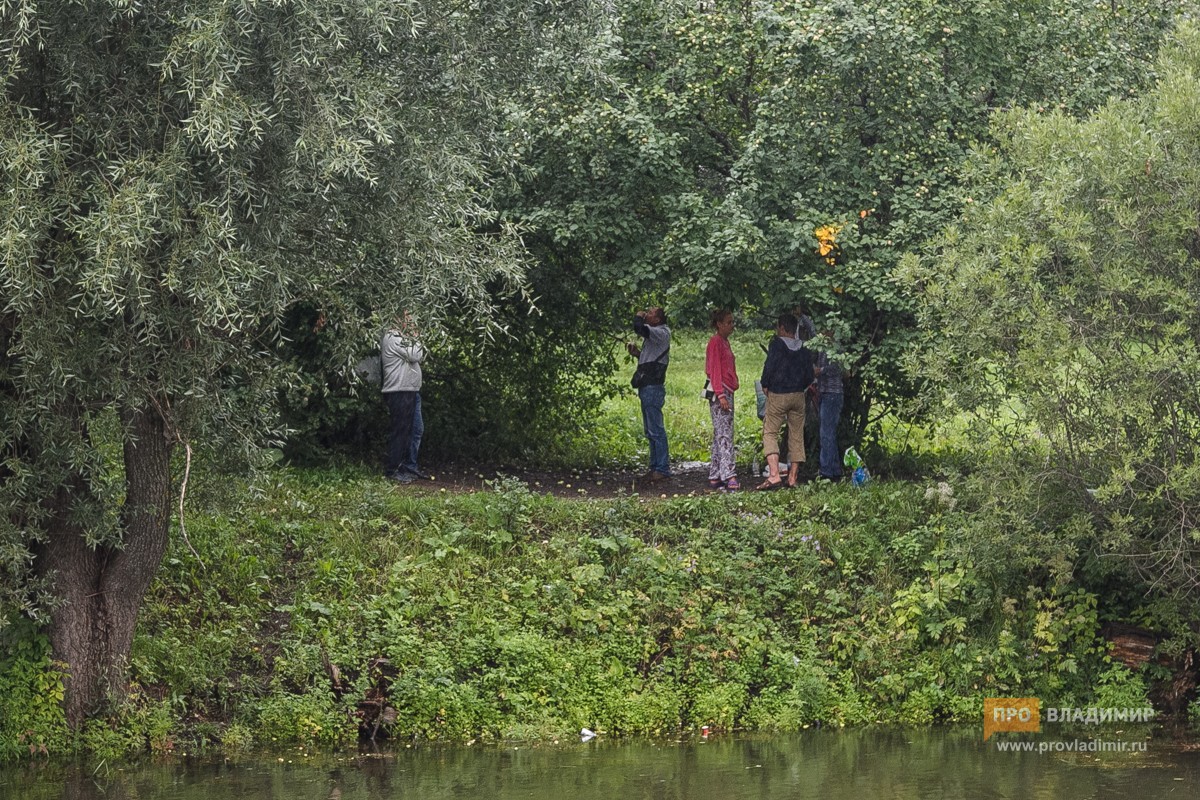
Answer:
[{"xmin": 0, "ymin": 464, "xmax": 1162, "ymax": 760}]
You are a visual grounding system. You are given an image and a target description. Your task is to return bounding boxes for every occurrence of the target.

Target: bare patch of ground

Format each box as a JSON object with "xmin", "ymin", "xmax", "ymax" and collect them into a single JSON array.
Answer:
[{"xmin": 400, "ymin": 460, "xmax": 820, "ymax": 499}]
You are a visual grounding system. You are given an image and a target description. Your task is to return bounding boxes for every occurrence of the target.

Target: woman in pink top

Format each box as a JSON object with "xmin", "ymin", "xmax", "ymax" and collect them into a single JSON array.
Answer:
[{"xmin": 705, "ymin": 309, "xmax": 740, "ymax": 490}]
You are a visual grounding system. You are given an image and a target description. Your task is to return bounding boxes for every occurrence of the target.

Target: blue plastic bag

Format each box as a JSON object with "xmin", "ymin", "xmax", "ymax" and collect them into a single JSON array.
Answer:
[{"xmin": 844, "ymin": 448, "xmax": 870, "ymax": 487}]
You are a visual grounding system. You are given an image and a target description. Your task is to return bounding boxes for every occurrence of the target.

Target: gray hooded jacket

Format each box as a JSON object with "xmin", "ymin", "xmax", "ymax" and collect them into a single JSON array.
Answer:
[{"xmin": 381, "ymin": 330, "xmax": 425, "ymax": 393}]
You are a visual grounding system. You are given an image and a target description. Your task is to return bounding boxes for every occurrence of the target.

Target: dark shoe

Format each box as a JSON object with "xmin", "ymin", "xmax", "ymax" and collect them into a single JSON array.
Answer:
[
  {"xmin": 407, "ymin": 467, "xmax": 432, "ymax": 480},
  {"xmin": 756, "ymin": 478, "xmax": 784, "ymax": 491},
  {"xmin": 387, "ymin": 471, "xmax": 414, "ymax": 484},
  {"xmin": 639, "ymin": 470, "xmax": 669, "ymax": 484},
  {"xmin": 707, "ymin": 478, "xmax": 725, "ymax": 491}
]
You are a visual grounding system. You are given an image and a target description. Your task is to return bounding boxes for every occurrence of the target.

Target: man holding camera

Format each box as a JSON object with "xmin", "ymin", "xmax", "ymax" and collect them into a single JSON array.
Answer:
[{"xmin": 628, "ymin": 307, "xmax": 672, "ymax": 485}]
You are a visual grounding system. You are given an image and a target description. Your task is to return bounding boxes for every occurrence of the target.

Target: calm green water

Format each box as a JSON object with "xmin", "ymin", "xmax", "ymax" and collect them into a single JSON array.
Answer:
[{"xmin": 3, "ymin": 727, "xmax": 1198, "ymax": 800}]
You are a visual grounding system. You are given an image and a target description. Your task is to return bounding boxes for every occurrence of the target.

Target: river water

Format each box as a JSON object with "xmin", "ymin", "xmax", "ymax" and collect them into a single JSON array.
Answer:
[{"xmin": 3, "ymin": 727, "xmax": 1198, "ymax": 799}]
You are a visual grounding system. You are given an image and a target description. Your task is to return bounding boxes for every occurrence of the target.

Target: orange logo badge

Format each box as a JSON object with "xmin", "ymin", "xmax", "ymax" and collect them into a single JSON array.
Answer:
[{"xmin": 984, "ymin": 698, "xmax": 1040, "ymax": 741}]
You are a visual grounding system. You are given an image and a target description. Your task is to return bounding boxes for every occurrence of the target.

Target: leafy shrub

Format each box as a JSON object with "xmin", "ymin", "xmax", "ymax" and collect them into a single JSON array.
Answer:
[
  {"xmin": 77, "ymin": 692, "xmax": 178, "ymax": 761},
  {"xmin": 0, "ymin": 618, "xmax": 67, "ymax": 759},
  {"xmin": 255, "ymin": 685, "xmax": 355, "ymax": 746},
  {"xmin": 84, "ymin": 466, "xmax": 1130, "ymax": 756},
  {"xmin": 689, "ymin": 683, "xmax": 748, "ymax": 731},
  {"xmin": 908, "ymin": 23, "xmax": 1200, "ymax": 601},
  {"xmin": 220, "ymin": 722, "xmax": 255, "ymax": 751},
  {"xmin": 1091, "ymin": 663, "xmax": 1151, "ymax": 711}
]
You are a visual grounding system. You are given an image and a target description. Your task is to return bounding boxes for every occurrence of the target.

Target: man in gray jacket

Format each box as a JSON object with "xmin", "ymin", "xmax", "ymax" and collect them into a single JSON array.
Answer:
[{"xmin": 381, "ymin": 318, "xmax": 425, "ymax": 483}]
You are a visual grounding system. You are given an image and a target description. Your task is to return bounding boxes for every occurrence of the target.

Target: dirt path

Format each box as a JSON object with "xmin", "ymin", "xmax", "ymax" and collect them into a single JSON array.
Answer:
[{"xmin": 402, "ymin": 460, "xmax": 813, "ymax": 499}]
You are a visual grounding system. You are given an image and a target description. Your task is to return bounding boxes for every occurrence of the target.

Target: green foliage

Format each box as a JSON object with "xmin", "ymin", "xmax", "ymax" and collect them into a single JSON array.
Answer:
[
  {"xmin": 0, "ymin": 0, "xmax": 606, "ymax": 715},
  {"xmin": 505, "ymin": 0, "xmax": 1188, "ymax": 447},
  {"xmin": 77, "ymin": 692, "xmax": 179, "ymax": 761},
  {"xmin": 130, "ymin": 509, "xmax": 278, "ymax": 711},
  {"xmin": 220, "ymin": 722, "xmax": 254, "ymax": 752},
  {"xmin": 1092, "ymin": 663, "xmax": 1151, "ymax": 711},
  {"xmin": 1, "ymin": 465, "xmax": 1119, "ymax": 759},
  {"xmin": 255, "ymin": 686, "xmax": 356, "ymax": 747},
  {"xmin": 10, "ymin": 461, "xmax": 1169, "ymax": 757},
  {"xmin": 906, "ymin": 21, "xmax": 1200, "ymax": 600},
  {"xmin": 277, "ymin": 266, "xmax": 625, "ymax": 466},
  {"xmin": 0, "ymin": 618, "xmax": 67, "ymax": 759},
  {"xmin": 417, "ymin": 261, "xmax": 625, "ymax": 463}
]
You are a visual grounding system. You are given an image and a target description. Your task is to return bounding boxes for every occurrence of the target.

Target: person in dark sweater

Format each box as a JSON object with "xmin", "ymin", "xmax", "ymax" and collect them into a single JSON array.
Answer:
[{"xmin": 757, "ymin": 313, "xmax": 813, "ymax": 490}]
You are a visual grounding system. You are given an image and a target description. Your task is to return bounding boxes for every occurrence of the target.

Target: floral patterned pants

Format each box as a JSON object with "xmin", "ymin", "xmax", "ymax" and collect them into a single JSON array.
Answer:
[{"xmin": 708, "ymin": 392, "xmax": 736, "ymax": 481}]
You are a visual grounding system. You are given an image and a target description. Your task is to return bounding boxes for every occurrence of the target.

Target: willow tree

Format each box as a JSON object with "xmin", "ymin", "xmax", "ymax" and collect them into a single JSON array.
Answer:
[{"xmin": 0, "ymin": 0, "xmax": 593, "ymax": 726}]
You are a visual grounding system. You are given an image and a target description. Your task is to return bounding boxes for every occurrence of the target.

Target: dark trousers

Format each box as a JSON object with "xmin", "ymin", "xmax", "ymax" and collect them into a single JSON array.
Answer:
[
  {"xmin": 406, "ymin": 392, "xmax": 423, "ymax": 473},
  {"xmin": 384, "ymin": 391, "xmax": 417, "ymax": 476},
  {"xmin": 819, "ymin": 392, "xmax": 844, "ymax": 478}
]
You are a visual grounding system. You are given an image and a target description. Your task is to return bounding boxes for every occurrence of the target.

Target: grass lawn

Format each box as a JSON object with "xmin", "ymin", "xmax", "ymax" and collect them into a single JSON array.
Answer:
[{"xmin": 590, "ymin": 328, "xmax": 769, "ymax": 467}]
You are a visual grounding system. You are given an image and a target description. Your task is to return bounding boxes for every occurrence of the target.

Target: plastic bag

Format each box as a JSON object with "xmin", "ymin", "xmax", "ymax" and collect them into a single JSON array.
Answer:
[{"xmin": 843, "ymin": 447, "xmax": 870, "ymax": 487}]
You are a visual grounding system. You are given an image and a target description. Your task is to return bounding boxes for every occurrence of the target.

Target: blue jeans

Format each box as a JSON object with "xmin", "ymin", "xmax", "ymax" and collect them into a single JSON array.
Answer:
[
  {"xmin": 405, "ymin": 393, "xmax": 423, "ymax": 473},
  {"xmin": 384, "ymin": 391, "xmax": 417, "ymax": 476},
  {"xmin": 638, "ymin": 383, "xmax": 670, "ymax": 475},
  {"xmin": 819, "ymin": 392, "xmax": 844, "ymax": 478}
]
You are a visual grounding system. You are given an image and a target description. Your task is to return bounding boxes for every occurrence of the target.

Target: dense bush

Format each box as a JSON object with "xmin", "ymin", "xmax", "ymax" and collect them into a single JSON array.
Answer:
[
  {"xmin": 906, "ymin": 23, "xmax": 1200, "ymax": 610},
  {"xmin": 277, "ymin": 269, "xmax": 622, "ymax": 467}
]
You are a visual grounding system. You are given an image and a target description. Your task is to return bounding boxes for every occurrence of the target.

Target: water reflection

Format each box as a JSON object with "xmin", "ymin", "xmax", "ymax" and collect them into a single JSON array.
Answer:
[{"xmin": 3, "ymin": 727, "xmax": 1199, "ymax": 800}]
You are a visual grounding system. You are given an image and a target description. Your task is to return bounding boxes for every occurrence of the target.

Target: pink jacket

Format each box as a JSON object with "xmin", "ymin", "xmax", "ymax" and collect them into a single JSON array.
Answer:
[{"xmin": 705, "ymin": 334, "xmax": 739, "ymax": 396}]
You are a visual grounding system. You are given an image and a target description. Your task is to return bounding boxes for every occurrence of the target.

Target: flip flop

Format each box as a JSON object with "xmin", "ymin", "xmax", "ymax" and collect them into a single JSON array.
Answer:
[
  {"xmin": 756, "ymin": 479, "xmax": 784, "ymax": 491},
  {"xmin": 707, "ymin": 478, "xmax": 725, "ymax": 491}
]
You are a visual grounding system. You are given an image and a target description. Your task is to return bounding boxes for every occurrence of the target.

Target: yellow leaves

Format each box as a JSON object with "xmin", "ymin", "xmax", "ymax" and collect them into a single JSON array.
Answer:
[
  {"xmin": 814, "ymin": 223, "xmax": 841, "ymax": 264},
  {"xmin": 814, "ymin": 223, "xmax": 840, "ymax": 252}
]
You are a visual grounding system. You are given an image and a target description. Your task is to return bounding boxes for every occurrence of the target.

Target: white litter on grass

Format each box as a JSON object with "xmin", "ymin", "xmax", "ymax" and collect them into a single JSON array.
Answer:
[{"xmin": 580, "ymin": 728, "xmax": 596, "ymax": 742}]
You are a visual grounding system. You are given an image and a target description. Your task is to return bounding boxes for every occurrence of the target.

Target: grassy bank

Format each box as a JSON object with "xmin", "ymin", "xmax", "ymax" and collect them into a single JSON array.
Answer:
[{"xmin": 3, "ymin": 464, "xmax": 1152, "ymax": 759}]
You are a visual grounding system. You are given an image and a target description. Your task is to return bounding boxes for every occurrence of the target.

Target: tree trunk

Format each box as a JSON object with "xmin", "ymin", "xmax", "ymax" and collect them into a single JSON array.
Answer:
[{"xmin": 39, "ymin": 403, "xmax": 174, "ymax": 728}]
